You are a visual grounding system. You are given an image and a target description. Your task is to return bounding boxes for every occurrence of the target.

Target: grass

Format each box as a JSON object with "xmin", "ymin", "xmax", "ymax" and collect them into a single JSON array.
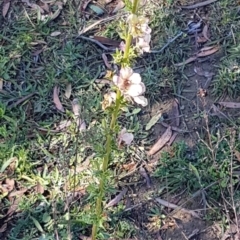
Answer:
[{"xmin": 1, "ymin": 0, "xmax": 240, "ymax": 239}]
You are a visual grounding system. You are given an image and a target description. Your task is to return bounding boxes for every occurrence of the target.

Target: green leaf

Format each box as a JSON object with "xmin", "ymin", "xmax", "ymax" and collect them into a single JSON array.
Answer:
[
  {"xmin": 88, "ymin": 4, "xmax": 105, "ymax": 15},
  {"xmin": 189, "ymin": 163, "xmax": 200, "ymax": 182},
  {"xmin": 145, "ymin": 112, "xmax": 162, "ymax": 131},
  {"xmin": 42, "ymin": 213, "xmax": 51, "ymax": 223},
  {"xmin": 30, "ymin": 216, "xmax": 44, "ymax": 233},
  {"xmin": 132, "ymin": 108, "xmax": 141, "ymax": 115}
]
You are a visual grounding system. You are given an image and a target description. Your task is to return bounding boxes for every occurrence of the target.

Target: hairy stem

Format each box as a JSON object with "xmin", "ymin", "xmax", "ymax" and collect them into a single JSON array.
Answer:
[{"xmin": 91, "ymin": 0, "xmax": 139, "ymax": 238}]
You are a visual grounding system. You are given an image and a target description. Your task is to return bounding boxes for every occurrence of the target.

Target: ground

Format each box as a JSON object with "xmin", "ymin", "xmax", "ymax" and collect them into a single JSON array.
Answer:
[{"xmin": 1, "ymin": 0, "xmax": 240, "ymax": 239}]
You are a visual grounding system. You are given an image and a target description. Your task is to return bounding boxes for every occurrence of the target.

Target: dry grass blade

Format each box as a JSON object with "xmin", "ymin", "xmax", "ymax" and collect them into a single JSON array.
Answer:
[
  {"xmin": 105, "ymin": 188, "xmax": 128, "ymax": 208},
  {"xmin": 181, "ymin": 0, "xmax": 218, "ymax": 9},
  {"xmin": 53, "ymin": 86, "xmax": 65, "ymax": 112},
  {"xmin": 148, "ymin": 126, "xmax": 172, "ymax": 155}
]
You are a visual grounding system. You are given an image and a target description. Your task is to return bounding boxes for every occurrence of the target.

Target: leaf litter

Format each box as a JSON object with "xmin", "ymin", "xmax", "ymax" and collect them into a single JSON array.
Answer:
[
  {"xmin": 148, "ymin": 126, "xmax": 172, "ymax": 155},
  {"xmin": 53, "ymin": 85, "xmax": 65, "ymax": 112}
]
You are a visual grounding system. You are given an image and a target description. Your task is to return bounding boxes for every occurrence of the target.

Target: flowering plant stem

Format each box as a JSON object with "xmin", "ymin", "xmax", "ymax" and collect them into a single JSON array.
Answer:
[{"xmin": 91, "ymin": 0, "xmax": 139, "ymax": 239}]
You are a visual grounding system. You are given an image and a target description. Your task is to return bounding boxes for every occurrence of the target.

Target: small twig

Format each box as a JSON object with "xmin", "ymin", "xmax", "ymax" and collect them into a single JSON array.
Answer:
[
  {"xmin": 8, "ymin": 93, "xmax": 36, "ymax": 108},
  {"xmin": 155, "ymin": 197, "xmax": 201, "ymax": 219},
  {"xmin": 181, "ymin": 0, "xmax": 218, "ymax": 9},
  {"xmin": 160, "ymin": 121, "xmax": 191, "ymax": 133},
  {"xmin": 150, "ymin": 32, "xmax": 183, "ymax": 53},
  {"xmin": 78, "ymin": 15, "xmax": 118, "ymax": 35},
  {"xmin": 78, "ymin": 36, "xmax": 117, "ymax": 51}
]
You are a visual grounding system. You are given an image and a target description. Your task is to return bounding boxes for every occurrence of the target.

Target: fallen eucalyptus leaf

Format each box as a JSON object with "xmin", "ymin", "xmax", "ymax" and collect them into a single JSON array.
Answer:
[
  {"xmin": 112, "ymin": 0, "xmax": 125, "ymax": 14},
  {"xmin": 175, "ymin": 56, "xmax": 197, "ymax": 67},
  {"xmin": 202, "ymin": 24, "xmax": 210, "ymax": 41},
  {"xmin": 218, "ymin": 102, "xmax": 240, "ymax": 108},
  {"xmin": 53, "ymin": 86, "xmax": 65, "ymax": 112},
  {"xmin": 65, "ymin": 83, "xmax": 72, "ymax": 99},
  {"xmin": 148, "ymin": 126, "xmax": 172, "ymax": 155},
  {"xmin": 197, "ymin": 46, "xmax": 220, "ymax": 57},
  {"xmin": 2, "ymin": 0, "xmax": 11, "ymax": 18},
  {"xmin": 105, "ymin": 188, "xmax": 128, "ymax": 208}
]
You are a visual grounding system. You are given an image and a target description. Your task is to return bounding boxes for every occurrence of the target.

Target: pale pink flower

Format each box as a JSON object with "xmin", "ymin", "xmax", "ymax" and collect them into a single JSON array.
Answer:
[
  {"xmin": 113, "ymin": 67, "xmax": 148, "ymax": 106},
  {"xmin": 118, "ymin": 128, "xmax": 134, "ymax": 147}
]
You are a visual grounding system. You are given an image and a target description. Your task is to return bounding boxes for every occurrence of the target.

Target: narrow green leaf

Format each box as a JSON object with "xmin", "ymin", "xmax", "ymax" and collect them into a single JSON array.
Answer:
[
  {"xmin": 88, "ymin": 4, "xmax": 105, "ymax": 15},
  {"xmin": 145, "ymin": 112, "xmax": 162, "ymax": 131},
  {"xmin": 30, "ymin": 216, "xmax": 44, "ymax": 233}
]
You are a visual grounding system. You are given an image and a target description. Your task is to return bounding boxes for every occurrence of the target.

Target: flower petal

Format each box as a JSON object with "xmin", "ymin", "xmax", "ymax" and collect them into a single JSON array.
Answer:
[
  {"xmin": 122, "ymin": 133, "xmax": 134, "ymax": 145},
  {"xmin": 133, "ymin": 96, "xmax": 148, "ymax": 106},
  {"xmin": 126, "ymin": 83, "xmax": 145, "ymax": 97},
  {"xmin": 129, "ymin": 73, "xmax": 141, "ymax": 84},
  {"xmin": 120, "ymin": 67, "xmax": 132, "ymax": 79},
  {"xmin": 113, "ymin": 75, "xmax": 119, "ymax": 85}
]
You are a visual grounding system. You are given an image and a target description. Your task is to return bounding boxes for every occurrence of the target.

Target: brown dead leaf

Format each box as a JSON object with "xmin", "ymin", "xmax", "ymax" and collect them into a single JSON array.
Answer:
[
  {"xmin": 38, "ymin": 1, "xmax": 49, "ymax": 13},
  {"xmin": 122, "ymin": 162, "xmax": 136, "ymax": 171},
  {"xmin": 2, "ymin": 0, "xmax": 11, "ymax": 18},
  {"xmin": 112, "ymin": 0, "xmax": 125, "ymax": 13},
  {"xmin": 93, "ymin": 36, "xmax": 120, "ymax": 47},
  {"xmin": 234, "ymin": 150, "xmax": 240, "ymax": 162},
  {"xmin": 79, "ymin": 235, "xmax": 92, "ymax": 240},
  {"xmin": 53, "ymin": 86, "xmax": 65, "ymax": 112},
  {"xmin": 35, "ymin": 182, "xmax": 44, "ymax": 194},
  {"xmin": 8, "ymin": 188, "xmax": 27, "ymax": 198},
  {"xmin": 139, "ymin": 166, "xmax": 151, "ymax": 188},
  {"xmin": 81, "ymin": 0, "xmax": 92, "ymax": 11},
  {"xmin": 202, "ymin": 24, "xmax": 210, "ymax": 41},
  {"xmin": 148, "ymin": 126, "xmax": 172, "ymax": 155},
  {"xmin": 197, "ymin": 46, "xmax": 219, "ymax": 57},
  {"xmin": 4, "ymin": 178, "xmax": 15, "ymax": 192},
  {"xmin": 218, "ymin": 102, "xmax": 240, "ymax": 108},
  {"xmin": 196, "ymin": 36, "xmax": 208, "ymax": 44},
  {"xmin": 71, "ymin": 98, "xmax": 80, "ymax": 116},
  {"xmin": 174, "ymin": 56, "xmax": 197, "ymax": 67},
  {"xmin": 167, "ymin": 132, "xmax": 178, "ymax": 146},
  {"xmin": 55, "ymin": 120, "xmax": 72, "ymax": 130},
  {"xmin": 172, "ymin": 99, "xmax": 180, "ymax": 127},
  {"xmin": 105, "ymin": 188, "xmax": 128, "ymax": 208},
  {"xmin": 102, "ymin": 53, "xmax": 111, "ymax": 69}
]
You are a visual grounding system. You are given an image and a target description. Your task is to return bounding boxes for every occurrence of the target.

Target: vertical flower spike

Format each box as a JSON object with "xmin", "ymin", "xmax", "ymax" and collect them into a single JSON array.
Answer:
[{"xmin": 127, "ymin": 14, "xmax": 152, "ymax": 53}]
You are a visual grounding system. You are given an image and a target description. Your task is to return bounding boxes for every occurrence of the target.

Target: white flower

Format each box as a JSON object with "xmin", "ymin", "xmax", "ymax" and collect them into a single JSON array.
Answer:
[
  {"xmin": 118, "ymin": 128, "xmax": 134, "ymax": 147},
  {"xmin": 113, "ymin": 67, "xmax": 148, "ymax": 106},
  {"xmin": 128, "ymin": 14, "xmax": 151, "ymax": 38},
  {"xmin": 136, "ymin": 36, "xmax": 151, "ymax": 53},
  {"xmin": 102, "ymin": 92, "xmax": 117, "ymax": 110}
]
